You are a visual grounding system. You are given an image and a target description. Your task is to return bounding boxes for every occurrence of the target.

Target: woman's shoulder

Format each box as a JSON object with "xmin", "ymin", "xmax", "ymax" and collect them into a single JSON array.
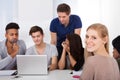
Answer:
[{"xmin": 85, "ymin": 55, "xmax": 101, "ymax": 65}]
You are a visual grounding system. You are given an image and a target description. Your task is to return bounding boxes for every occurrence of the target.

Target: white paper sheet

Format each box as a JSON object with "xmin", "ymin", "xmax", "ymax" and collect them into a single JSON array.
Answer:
[
  {"xmin": 72, "ymin": 70, "xmax": 82, "ymax": 76},
  {"xmin": 70, "ymin": 70, "xmax": 82, "ymax": 79},
  {"xmin": 0, "ymin": 70, "xmax": 16, "ymax": 76}
]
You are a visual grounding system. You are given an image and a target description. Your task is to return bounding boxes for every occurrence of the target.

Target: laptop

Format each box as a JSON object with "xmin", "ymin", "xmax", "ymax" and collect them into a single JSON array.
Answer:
[{"xmin": 16, "ymin": 55, "xmax": 48, "ymax": 75}]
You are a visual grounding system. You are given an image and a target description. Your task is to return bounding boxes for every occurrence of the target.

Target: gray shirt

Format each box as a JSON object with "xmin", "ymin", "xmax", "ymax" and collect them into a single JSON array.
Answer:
[
  {"xmin": 26, "ymin": 43, "xmax": 58, "ymax": 67},
  {"xmin": 0, "ymin": 39, "xmax": 26, "ymax": 70},
  {"xmin": 80, "ymin": 55, "xmax": 120, "ymax": 80}
]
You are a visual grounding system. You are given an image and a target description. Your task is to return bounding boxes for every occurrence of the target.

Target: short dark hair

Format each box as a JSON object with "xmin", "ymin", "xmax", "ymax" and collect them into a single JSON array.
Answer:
[
  {"xmin": 112, "ymin": 35, "xmax": 120, "ymax": 54},
  {"xmin": 5, "ymin": 22, "xmax": 20, "ymax": 31},
  {"xmin": 29, "ymin": 26, "xmax": 43, "ymax": 35},
  {"xmin": 57, "ymin": 3, "xmax": 71, "ymax": 15}
]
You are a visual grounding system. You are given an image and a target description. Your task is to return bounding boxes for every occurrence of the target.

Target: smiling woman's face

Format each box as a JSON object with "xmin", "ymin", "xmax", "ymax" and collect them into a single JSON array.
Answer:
[{"xmin": 85, "ymin": 29, "xmax": 105, "ymax": 53}]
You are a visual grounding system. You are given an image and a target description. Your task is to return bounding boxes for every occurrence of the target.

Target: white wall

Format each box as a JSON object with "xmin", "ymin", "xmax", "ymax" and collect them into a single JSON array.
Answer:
[
  {"xmin": 0, "ymin": 0, "xmax": 17, "ymax": 40},
  {"xmin": 101, "ymin": 0, "xmax": 120, "ymax": 54},
  {"xmin": 17, "ymin": 0, "xmax": 53, "ymax": 48}
]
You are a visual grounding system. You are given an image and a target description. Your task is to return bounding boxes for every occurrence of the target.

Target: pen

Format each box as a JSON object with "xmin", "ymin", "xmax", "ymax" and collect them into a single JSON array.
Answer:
[
  {"xmin": 11, "ymin": 71, "xmax": 18, "ymax": 75},
  {"xmin": 70, "ymin": 71, "xmax": 73, "ymax": 74}
]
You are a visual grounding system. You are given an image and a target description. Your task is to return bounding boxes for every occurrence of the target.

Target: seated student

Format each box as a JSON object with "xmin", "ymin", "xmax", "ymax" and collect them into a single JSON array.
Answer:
[
  {"xmin": 26, "ymin": 26, "xmax": 58, "ymax": 71},
  {"xmin": 58, "ymin": 34, "xmax": 84, "ymax": 71},
  {"xmin": 112, "ymin": 35, "xmax": 120, "ymax": 71},
  {"xmin": 0, "ymin": 22, "xmax": 26, "ymax": 70},
  {"xmin": 80, "ymin": 23, "xmax": 120, "ymax": 80}
]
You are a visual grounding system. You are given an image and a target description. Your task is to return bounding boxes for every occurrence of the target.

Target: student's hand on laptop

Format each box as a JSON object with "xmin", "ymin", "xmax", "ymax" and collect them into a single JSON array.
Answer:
[
  {"xmin": 49, "ymin": 66, "xmax": 54, "ymax": 71},
  {"xmin": 49, "ymin": 64, "xmax": 57, "ymax": 71}
]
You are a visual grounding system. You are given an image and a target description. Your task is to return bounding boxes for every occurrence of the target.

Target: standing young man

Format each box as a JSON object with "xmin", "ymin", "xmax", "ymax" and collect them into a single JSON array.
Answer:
[
  {"xmin": 0, "ymin": 22, "xmax": 26, "ymax": 70},
  {"xmin": 50, "ymin": 3, "xmax": 82, "ymax": 60}
]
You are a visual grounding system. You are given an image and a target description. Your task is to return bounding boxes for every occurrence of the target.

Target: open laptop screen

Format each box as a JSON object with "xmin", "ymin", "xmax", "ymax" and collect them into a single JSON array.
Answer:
[{"xmin": 16, "ymin": 55, "xmax": 48, "ymax": 75}]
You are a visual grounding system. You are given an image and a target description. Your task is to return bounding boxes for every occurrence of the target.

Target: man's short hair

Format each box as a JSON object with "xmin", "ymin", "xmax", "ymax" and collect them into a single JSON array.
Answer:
[
  {"xmin": 5, "ymin": 22, "xmax": 20, "ymax": 31},
  {"xmin": 29, "ymin": 26, "xmax": 43, "ymax": 35},
  {"xmin": 112, "ymin": 35, "xmax": 120, "ymax": 54},
  {"xmin": 57, "ymin": 3, "xmax": 71, "ymax": 15}
]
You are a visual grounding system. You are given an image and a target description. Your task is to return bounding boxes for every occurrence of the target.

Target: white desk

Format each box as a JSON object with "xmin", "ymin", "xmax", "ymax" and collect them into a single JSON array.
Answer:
[{"xmin": 0, "ymin": 70, "xmax": 81, "ymax": 80}]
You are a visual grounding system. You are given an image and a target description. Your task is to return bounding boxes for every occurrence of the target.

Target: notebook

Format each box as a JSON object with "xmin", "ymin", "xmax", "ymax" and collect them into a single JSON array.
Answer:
[
  {"xmin": 0, "ymin": 70, "xmax": 16, "ymax": 76},
  {"xmin": 16, "ymin": 55, "xmax": 48, "ymax": 75}
]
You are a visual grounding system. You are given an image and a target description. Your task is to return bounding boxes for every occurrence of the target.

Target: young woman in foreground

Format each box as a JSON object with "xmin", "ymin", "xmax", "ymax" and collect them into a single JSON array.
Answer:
[{"xmin": 80, "ymin": 23, "xmax": 120, "ymax": 80}]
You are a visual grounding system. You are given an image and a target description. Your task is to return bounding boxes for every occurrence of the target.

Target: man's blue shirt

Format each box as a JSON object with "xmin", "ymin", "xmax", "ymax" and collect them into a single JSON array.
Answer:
[{"xmin": 50, "ymin": 15, "xmax": 82, "ymax": 47}]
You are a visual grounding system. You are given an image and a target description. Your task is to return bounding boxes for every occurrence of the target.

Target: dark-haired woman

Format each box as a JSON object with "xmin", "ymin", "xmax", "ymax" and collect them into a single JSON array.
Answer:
[{"xmin": 58, "ymin": 34, "xmax": 84, "ymax": 71}]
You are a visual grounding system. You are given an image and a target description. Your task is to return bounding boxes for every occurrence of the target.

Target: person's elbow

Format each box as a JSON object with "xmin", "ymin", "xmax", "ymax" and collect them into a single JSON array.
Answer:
[
  {"xmin": 58, "ymin": 62, "xmax": 65, "ymax": 70},
  {"xmin": 58, "ymin": 65, "xmax": 64, "ymax": 70}
]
